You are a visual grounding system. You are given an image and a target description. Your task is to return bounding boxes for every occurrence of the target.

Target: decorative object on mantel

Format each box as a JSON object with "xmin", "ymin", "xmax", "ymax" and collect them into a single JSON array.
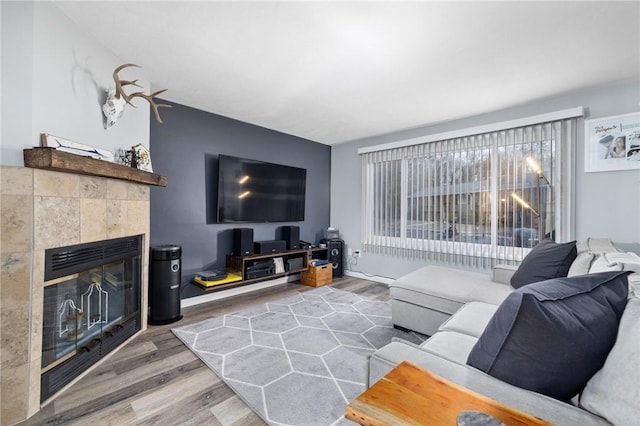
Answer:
[
  {"xmin": 24, "ymin": 147, "xmax": 168, "ymax": 187},
  {"xmin": 114, "ymin": 147, "xmax": 136, "ymax": 167},
  {"xmin": 584, "ymin": 112, "xmax": 640, "ymax": 172},
  {"xmin": 41, "ymin": 133, "xmax": 115, "ymax": 162},
  {"xmin": 103, "ymin": 63, "xmax": 171, "ymax": 129},
  {"xmin": 132, "ymin": 143, "xmax": 153, "ymax": 172},
  {"xmin": 115, "ymin": 143, "xmax": 153, "ymax": 172}
]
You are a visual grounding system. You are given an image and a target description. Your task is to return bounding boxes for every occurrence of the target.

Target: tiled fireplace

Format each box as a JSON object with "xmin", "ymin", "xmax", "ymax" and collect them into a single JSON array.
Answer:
[{"xmin": 0, "ymin": 166, "xmax": 151, "ymax": 425}]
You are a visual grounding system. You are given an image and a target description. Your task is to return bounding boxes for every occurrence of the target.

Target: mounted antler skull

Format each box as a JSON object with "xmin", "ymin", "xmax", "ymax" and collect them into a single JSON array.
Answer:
[{"xmin": 102, "ymin": 64, "xmax": 171, "ymax": 129}]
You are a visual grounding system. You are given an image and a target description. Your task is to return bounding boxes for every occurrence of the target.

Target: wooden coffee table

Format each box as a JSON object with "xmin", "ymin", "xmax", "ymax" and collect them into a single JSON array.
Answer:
[{"xmin": 345, "ymin": 361, "xmax": 552, "ymax": 426}]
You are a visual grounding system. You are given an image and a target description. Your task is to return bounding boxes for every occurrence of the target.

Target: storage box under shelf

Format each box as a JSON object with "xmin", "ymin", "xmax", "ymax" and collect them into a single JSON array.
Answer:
[{"xmin": 300, "ymin": 263, "xmax": 333, "ymax": 287}]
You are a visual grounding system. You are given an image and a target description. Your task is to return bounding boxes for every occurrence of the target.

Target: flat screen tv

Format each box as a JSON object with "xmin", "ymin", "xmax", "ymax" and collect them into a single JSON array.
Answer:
[{"xmin": 217, "ymin": 155, "xmax": 306, "ymax": 223}]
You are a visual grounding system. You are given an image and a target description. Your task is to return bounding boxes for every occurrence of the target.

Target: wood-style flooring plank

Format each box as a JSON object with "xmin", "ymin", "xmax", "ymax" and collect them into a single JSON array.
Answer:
[
  {"xmin": 210, "ymin": 395, "xmax": 255, "ymax": 425},
  {"xmin": 134, "ymin": 380, "xmax": 236, "ymax": 426},
  {"xmin": 39, "ymin": 359, "xmax": 205, "ymax": 424},
  {"xmin": 18, "ymin": 277, "xmax": 387, "ymax": 425},
  {"xmin": 63, "ymin": 402, "xmax": 137, "ymax": 426},
  {"xmin": 53, "ymin": 350, "xmax": 200, "ymax": 413}
]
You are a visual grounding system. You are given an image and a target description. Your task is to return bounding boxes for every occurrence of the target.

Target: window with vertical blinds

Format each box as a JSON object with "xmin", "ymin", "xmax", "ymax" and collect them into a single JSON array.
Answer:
[{"xmin": 361, "ymin": 114, "xmax": 579, "ymax": 267}]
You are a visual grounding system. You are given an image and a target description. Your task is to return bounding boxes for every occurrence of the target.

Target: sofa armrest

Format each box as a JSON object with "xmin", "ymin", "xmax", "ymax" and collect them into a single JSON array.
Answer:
[
  {"xmin": 369, "ymin": 342, "xmax": 610, "ymax": 426},
  {"xmin": 492, "ymin": 264, "xmax": 518, "ymax": 285}
]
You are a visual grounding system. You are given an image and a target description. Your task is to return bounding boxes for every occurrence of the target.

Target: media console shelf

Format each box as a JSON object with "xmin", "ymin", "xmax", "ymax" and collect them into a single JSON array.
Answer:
[{"xmin": 192, "ymin": 247, "xmax": 328, "ymax": 292}]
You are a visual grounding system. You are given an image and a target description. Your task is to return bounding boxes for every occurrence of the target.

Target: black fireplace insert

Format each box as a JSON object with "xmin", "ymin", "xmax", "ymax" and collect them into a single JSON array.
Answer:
[{"xmin": 41, "ymin": 235, "xmax": 143, "ymax": 402}]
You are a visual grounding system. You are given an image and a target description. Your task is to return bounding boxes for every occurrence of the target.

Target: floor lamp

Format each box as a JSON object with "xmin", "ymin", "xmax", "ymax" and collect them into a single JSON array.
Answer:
[{"xmin": 511, "ymin": 156, "xmax": 550, "ymax": 244}]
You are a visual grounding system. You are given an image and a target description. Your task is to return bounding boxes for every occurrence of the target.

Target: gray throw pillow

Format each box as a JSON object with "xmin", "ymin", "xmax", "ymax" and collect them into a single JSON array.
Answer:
[
  {"xmin": 510, "ymin": 239, "xmax": 577, "ymax": 288},
  {"xmin": 467, "ymin": 271, "xmax": 629, "ymax": 401}
]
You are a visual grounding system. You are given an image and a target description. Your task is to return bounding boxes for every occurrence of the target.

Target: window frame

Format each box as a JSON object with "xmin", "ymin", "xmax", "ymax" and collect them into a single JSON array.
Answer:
[{"xmin": 360, "ymin": 108, "xmax": 581, "ymax": 264}]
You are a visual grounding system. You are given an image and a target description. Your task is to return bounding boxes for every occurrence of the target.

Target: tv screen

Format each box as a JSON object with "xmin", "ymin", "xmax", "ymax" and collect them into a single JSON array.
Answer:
[{"xmin": 217, "ymin": 155, "xmax": 306, "ymax": 223}]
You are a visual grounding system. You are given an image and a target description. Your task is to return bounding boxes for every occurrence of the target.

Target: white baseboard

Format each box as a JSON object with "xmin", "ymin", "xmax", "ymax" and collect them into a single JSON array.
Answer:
[
  {"xmin": 344, "ymin": 270, "xmax": 393, "ymax": 285},
  {"xmin": 181, "ymin": 274, "xmax": 300, "ymax": 308}
]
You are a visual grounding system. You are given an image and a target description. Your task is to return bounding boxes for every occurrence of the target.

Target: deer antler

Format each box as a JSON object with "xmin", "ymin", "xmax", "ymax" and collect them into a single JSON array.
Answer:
[
  {"xmin": 127, "ymin": 89, "xmax": 172, "ymax": 123},
  {"xmin": 112, "ymin": 64, "xmax": 171, "ymax": 123},
  {"xmin": 113, "ymin": 64, "xmax": 142, "ymax": 103}
]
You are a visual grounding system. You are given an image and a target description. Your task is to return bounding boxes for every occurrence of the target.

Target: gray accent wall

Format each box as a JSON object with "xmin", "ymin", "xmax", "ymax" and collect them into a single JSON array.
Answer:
[
  {"xmin": 331, "ymin": 80, "xmax": 640, "ymax": 280},
  {"xmin": 150, "ymin": 101, "xmax": 331, "ymax": 298}
]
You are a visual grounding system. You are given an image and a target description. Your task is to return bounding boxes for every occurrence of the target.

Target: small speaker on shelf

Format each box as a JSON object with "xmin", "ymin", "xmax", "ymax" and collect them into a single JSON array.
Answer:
[
  {"xmin": 254, "ymin": 240, "xmax": 287, "ymax": 254},
  {"xmin": 322, "ymin": 238, "xmax": 344, "ymax": 278},
  {"xmin": 233, "ymin": 228, "xmax": 254, "ymax": 256},
  {"xmin": 280, "ymin": 226, "xmax": 300, "ymax": 250}
]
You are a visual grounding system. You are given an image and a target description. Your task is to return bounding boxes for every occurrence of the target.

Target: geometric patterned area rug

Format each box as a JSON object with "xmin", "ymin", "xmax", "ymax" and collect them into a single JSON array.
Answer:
[{"xmin": 172, "ymin": 286, "xmax": 424, "ymax": 426}]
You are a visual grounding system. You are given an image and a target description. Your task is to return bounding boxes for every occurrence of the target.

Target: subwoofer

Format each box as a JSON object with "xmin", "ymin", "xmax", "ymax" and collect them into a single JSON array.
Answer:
[
  {"xmin": 280, "ymin": 226, "xmax": 300, "ymax": 250},
  {"xmin": 233, "ymin": 228, "xmax": 254, "ymax": 256},
  {"xmin": 323, "ymin": 238, "xmax": 344, "ymax": 277}
]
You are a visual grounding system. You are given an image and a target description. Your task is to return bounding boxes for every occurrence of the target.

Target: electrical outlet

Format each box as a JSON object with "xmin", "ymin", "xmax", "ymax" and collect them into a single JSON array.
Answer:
[{"xmin": 353, "ymin": 249, "xmax": 361, "ymax": 258}]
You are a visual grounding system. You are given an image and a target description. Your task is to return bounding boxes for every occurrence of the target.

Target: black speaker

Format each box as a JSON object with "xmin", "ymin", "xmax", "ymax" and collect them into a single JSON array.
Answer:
[
  {"xmin": 148, "ymin": 245, "xmax": 183, "ymax": 325},
  {"xmin": 254, "ymin": 240, "xmax": 287, "ymax": 254},
  {"xmin": 233, "ymin": 228, "xmax": 254, "ymax": 256},
  {"xmin": 324, "ymin": 238, "xmax": 344, "ymax": 277},
  {"xmin": 280, "ymin": 226, "xmax": 300, "ymax": 250}
]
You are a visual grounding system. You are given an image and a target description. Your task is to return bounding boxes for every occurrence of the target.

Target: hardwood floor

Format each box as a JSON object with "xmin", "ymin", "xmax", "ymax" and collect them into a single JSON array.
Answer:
[{"xmin": 20, "ymin": 277, "xmax": 390, "ymax": 426}]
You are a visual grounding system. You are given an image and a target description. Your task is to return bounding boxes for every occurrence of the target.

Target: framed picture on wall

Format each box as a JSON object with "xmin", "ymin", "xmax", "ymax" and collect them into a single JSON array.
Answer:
[{"xmin": 584, "ymin": 112, "xmax": 640, "ymax": 172}]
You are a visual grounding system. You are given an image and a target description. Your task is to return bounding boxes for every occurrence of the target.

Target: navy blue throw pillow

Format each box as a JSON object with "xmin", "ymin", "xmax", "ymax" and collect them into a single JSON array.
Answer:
[
  {"xmin": 467, "ymin": 271, "xmax": 629, "ymax": 401},
  {"xmin": 510, "ymin": 239, "xmax": 577, "ymax": 288}
]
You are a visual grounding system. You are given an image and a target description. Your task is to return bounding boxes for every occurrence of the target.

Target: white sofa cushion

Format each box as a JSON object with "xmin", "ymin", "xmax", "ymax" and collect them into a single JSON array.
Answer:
[
  {"xmin": 420, "ymin": 330, "xmax": 478, "ymax": 365},
  {"xmin": 439, "ymin": 302, "xmax": 498, "ymax": 338},
  {"xmin": 390, "ymin": 265, "xmax": 512, "ymax": 315},
  {"xmin": 580, "ymin": 296, "xmax": 640, "ymax": 425},
  {"xmin": 492, "ymin": 264, "xmax": 518, "ymax": 285}
]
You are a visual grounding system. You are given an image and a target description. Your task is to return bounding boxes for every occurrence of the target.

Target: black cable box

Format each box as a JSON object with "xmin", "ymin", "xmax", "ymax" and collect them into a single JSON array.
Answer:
[{"xmin": 195, "ymin": 269, "xmax": 228, "ymax": 281}]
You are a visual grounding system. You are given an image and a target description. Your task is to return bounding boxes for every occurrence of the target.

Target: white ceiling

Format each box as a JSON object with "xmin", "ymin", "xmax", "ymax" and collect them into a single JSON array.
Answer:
[{"xmin": 53, "ymin": 1, "xmax": 640, "ymax": 145}]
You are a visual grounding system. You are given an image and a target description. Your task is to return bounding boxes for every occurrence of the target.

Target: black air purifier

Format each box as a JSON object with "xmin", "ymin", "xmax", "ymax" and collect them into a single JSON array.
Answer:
[{"xmin": 148, "ymin": 245, "xmax": 183, "ymax": 325}]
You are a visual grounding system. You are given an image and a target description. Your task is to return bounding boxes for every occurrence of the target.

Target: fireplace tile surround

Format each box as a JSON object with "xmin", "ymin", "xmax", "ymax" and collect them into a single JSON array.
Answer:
[{"xmin": 0, "ymin": 166, "xmax": 151, "ymax": 425}]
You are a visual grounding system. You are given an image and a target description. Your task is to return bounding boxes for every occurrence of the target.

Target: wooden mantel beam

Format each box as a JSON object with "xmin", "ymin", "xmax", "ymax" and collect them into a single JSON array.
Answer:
[{"xmin": 23, "ymin": 148, "xmax": 168, "ymax": 187}]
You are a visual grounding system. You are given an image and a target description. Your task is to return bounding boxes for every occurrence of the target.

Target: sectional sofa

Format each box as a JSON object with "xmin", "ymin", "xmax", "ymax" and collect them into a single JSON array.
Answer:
[{"xmin": 368, "ymin": 239, "xmax": 640, "ymax": 425}]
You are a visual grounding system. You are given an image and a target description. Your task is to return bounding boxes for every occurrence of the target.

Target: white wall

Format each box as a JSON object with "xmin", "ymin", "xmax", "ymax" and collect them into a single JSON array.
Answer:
[
  {"xmin": 1, "ymin": 1, "xmax": 150, "ymax": 167},
  {"xmin": 1, "ymin": 1, "xmax": 34, "ymax": 165},
  {"xmin": 331, "ymin": 80, "xmax": 640, "ymax": 280}
]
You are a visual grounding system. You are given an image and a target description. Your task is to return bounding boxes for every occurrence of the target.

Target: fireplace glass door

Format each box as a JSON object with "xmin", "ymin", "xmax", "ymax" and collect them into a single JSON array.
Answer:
[
  {"xmin": 41, "ymin": 235, "xmax": 142, "ymax": 402},
  {"xmin": 42, "ymin": 257, "xmax": 140, "ymax": 368}
]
